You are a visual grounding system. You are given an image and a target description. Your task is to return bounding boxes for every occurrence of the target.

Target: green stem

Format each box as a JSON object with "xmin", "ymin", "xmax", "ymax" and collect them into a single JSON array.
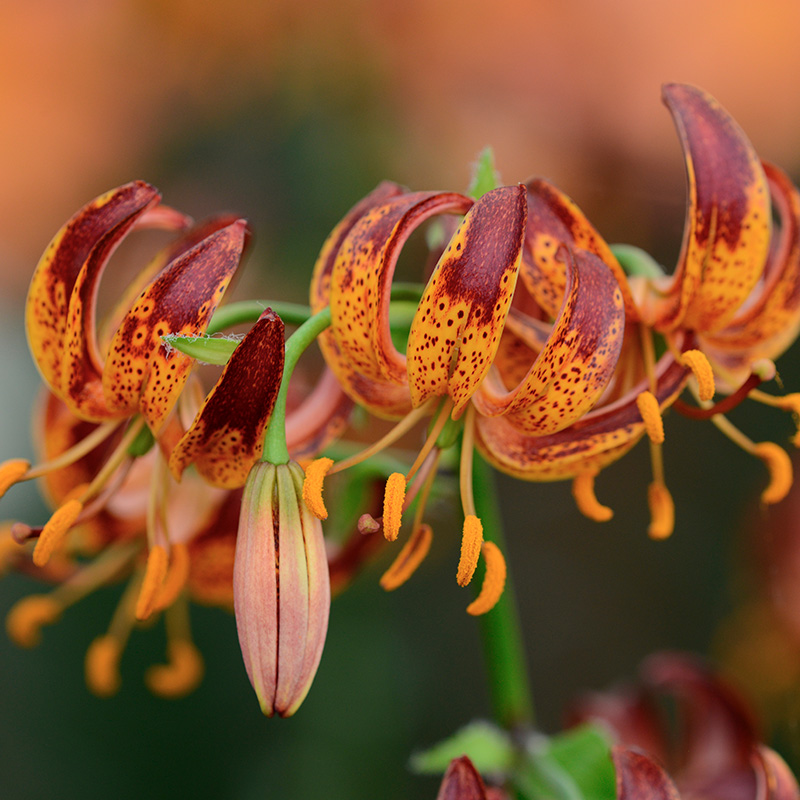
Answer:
[
  {"xmin": 262, "ymin": 307, "xmax": 332, "ymax": 464},
  {"xmin": 472, "ymin": 454, "xmax": 534, "ymax": 731}
]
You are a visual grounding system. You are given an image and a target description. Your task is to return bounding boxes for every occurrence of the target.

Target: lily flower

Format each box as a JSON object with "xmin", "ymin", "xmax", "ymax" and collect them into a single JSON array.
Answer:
[
  {"xmin": 568, "ymin": 652, "xmax": 800, "ymax": 799},
  {"xmin": 495, "ymin": 83, "xmax": 800, "ymax": 537},
  {"xmin": 1, "ymin": 183, "xmax": 349, "ymax": 698},
  {"xmin": 303, "ymin": 179, "xmax": 626, "ymax": 612}
]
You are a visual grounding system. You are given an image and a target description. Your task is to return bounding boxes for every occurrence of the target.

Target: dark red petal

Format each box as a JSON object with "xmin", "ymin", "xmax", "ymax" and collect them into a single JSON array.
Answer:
[
  {"xmin": 613, "ymin": 747, "xmax": 682, "ymax": 800},
  {"xmin": 436, "ymin": 756, "xmax": 489, "ymax": 800}
]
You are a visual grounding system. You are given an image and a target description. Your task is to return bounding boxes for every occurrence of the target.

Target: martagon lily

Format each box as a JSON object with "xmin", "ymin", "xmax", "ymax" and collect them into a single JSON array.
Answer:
[
  {"xmin": 482, "ymin": 83, "xmax": 800, "ymax": 538},
  {"xmin": 0, "ymin": 182, "xmax": 349, "ymax": 701},
  {"xmin": 302, "ymin": 178, "xmax": 626, "ymax": 613}
]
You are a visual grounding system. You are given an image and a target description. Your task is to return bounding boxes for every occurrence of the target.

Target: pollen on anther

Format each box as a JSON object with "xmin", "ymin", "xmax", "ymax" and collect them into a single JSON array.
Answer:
[
  {"xmin": 5, "ymin": 594, "xmax": 61, "ymax": 647},
  {"xmin": 302, "ymin": 457, "xmax": 334, "ymax": 520},
  {"xmin": 680, "ymin": 349, "xmax": 715, "ymax": 401},
  {"xmin": 32, "ymin": 498, "xmax": 83, "ymax": 567},
  {"xmin": 85, "ymin": 635, "xmax": 122, "ymax": 697},
  {"xmin": 0, "ymin": 459, "xmax": 30, "ymax": 500},
  {"xmin": 467, "ymin": 541, "xmax": 507, "ymax": 616},
  {"xmin": 135, "ymin": 545, "xmax": 169, "ymax": 620},
  {"xmin": 145, "ymin": 640, "xmax": 204, "ymax": 698},
  {"xmin": 380, "ymin": 523, "xmax": 433, "ymax": 591},
  {"xmin": 572, "ymin": 471, "xmax": 613, "ymax": 522},
  {"xmin": 382, "ymin": 472, "xmax": 406, "ymax": 541},
  {"xmin": 457, "ymin": 515, "xmax": 483, "ymax": 587},
  {"xmin": 636, "ymin": 391, "xmax": 665, "ymax": 444},
  {"xmin": 154, "ymin": 543, "xmax": 190, "ymax": 611},
  {"xmin": 753, "ymin": 442, "xmax": 793, "ymax": 505},
  {"xmin": 647, "ymin": 482, "xmax": 675, "ymax": 540}
]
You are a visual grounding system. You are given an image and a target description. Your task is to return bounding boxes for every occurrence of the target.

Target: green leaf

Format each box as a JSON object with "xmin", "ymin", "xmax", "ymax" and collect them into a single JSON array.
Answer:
[
  {"xmin": 162, "ymin": 334, "xmax": 240, "ymax": 365},
  {"xmin": 610, "ymin": 244, "xmax": 664, "ymax": 280},
  {"xmin": 514, "ymin": 725, "xmax": 616, "ymax": 800},
  {"xmin": 468, "ymin": 148, "xmax": 501, "ymax": 199},
  {"xmin": 410, "ymin": 721, "xmax": 515, "ymax": 777}
]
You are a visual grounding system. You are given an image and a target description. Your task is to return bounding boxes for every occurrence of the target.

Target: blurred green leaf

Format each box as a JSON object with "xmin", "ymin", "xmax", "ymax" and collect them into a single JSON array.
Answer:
[
  {"xmin": 468, "ymin": 148, "xmax": 500, "ymax": 199},
  {"xmin": 409, "ymin": 720, "xmax": 515, "ymax": 776},
  {"xmin": 163, "ymin": 334, "xmax": 239, "ymax": 365}
]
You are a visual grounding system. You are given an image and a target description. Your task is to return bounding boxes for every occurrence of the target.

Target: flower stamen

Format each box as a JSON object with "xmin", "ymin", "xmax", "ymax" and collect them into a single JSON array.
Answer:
[
  {"xmin": 135, "ymin": 545, "xmax": 169, "ymax": 620},
  {"xmin": 680, "ymin": 349, "xmax": 715, "ymax": 401},
  {"xmin": 457, "ymin": 515, "xmax": 484, "ymax": 586},
  {"xmin": 466, "ymin": 541, "xmax": 507, "ymax": 616},
  {"xmin": 753, "ymin": 443, "xmax": 793, "ymax": 505},
  {"xmin": 382, "ymin": 473, "xmax": 407, "ymax": 541},
  {"xmin": 85, "ymin": 636, "xmax": 123, "ymax": 697},
  {"xmin": 647, "ymin": 481, "xmax": 675, "ymax": 540},
  {"xmin": 302, "ymin": 457, "xmax": 334, "ymax": 519},
  {"xmin": 380, "ymin": 523, "xmax": 433, "ymax": 591},
  {"xmin": 32, "ymin": 490, "xmax": 85, "ymax": 567},
  {"xmin": 636, "ymin": 391, "xmax": 665, "ymax": 444},
  {"xmin": 145, "ymin": 600, "xmax": 204, "ymax": 697},
  {"xmin": 153, "ymin": 543, "xmax": 190, "ymax": 612},
  {"xmin": 5, "ymin": 595, "xmax": 62, "ymax": 647},
  {"xmin": 572, "ymin": 470, "xmax": 614, "ymax": 522},
  {"xmin": 24, "ymin": 421, "xmax": 122, "ymax": 481},
  {"xmin": 0, "ymin": 459, "xmax": 31, "ymax": 500}
]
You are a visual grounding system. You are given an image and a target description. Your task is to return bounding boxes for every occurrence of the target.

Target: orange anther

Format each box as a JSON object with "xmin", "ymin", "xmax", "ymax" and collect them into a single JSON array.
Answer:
[
  {"xmin": 0, "ymin": 459, "xmax": 30, "ymax": 499},
  {"xmin": 302, "ymin": 457, "xmax": 334, "ymax": 520},
  {"xmin": 135, "ymin": 545, "xmax": 169, "ymax": 620},
  {"xmin": 457, "ymin": 515, "xmax": 483, "ymax": 587},
  {"xmin": 647, "ymin": 482, "xmax": 675, "ymax": 540},
  {"xmin": 636, "ymin": 391, "xmax": 665, "ymax": 444},
  {"xmin": 467, "ymin": 541, "xmax": 507, "ymax": 616},
  {"xmin": 5, "ymin": 594, "xmax": 61, "ymax": 647},
  {"xmin": 382, "ymin": 472, "xmax": 407, "ymax": 542},
  {"xmin": 32, "ymin": 498, "xmax": 83, "ymax": 567},
  {"xmin": 680, "ymin": 350, "xmax": 715, "ymax": 402},
  {"xmin": 753, "ymin": 443, "xmax": 793, "ymax": 505},
  {"xmin": 145, "ymin": 640, "xmax": 204, "ymax": 698},
  {"xmin": 572, "ymin": 471, "xmax": 613, "ymax": 522},
  {"xmin": 85, "ymin": 635, "xmax": 122, "ymax": 697},
  {"xmin": 380, "ymin": 523, "xmax": 433, "ymax": 591},
  {"xmin": 154, "ymin": 543, "xmax": 190, "ymax": 611}
]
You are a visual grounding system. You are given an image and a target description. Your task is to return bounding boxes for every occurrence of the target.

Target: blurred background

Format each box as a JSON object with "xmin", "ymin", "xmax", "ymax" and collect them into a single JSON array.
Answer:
[{"xmin": 2, "ymin": 0, "xmax": 800, "ymax": 797}]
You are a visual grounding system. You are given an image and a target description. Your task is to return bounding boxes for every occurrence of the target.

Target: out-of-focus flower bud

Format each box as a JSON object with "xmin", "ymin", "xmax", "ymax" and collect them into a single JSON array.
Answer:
[{"xmin": 234, "ymin": 459, "xmax": 330, "ymax": 717}]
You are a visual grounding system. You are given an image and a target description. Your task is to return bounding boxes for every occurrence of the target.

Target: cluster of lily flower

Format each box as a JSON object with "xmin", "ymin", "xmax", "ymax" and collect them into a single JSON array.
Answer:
[{"xmin": 2, "ymin": 83, "xmax": 800, "ymax": 796}]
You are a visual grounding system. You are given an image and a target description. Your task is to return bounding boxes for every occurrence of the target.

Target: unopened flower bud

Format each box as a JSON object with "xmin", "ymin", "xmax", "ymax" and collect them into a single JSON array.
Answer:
[{"xmin": 234, "ymin": 460, "xmax": 330, "ymax": 717}]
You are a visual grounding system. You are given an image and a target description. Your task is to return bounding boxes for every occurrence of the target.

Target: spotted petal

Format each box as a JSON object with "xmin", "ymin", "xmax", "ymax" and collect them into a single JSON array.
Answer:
[
  {"xmin": 169, "ymin": 308, "xmax": 285, "ymax": 489},
  {"xmin": 321, "ymin": 187, "xmax": 473, "ymax": 417},
  {"xmin": 25, "ymin": 182, "xmax": 164, "ymax": 412},
  {"xmin": 523, "ymin": 178, "xmax": 637, "ymax": 320},
  {"xmin": 103, "ymin": 220, "xmax": 248, "ymax": 432},
  {"xmin": 645, "ymin": 84, "xmax": 770, "ymax": 334},
  {"xmin": 701, "ymin": 163, "xmax": 800, "ymax": 377},
  {"xmin": 475, "ymin": 348, "xmax": 688, "ymax": 480},
  {"xmin": 472, "ymin": 247, "xmax": 625, "ymax": 435},
  {"xmin": 407, "ymin": 185, "xmax": 526, "ymax": 415}
]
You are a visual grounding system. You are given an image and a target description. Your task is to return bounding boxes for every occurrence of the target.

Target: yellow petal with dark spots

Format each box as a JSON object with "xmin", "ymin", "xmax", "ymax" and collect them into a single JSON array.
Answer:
[
  {"xmin": 475, "ymin": 350, "xmax": 689, "ymax": 480},
  {"xmin": 701, "ymin": 163, "xmax": 800, "ymax": 374},
  {"xmin": 473, "ymin": 248, "xmax": 625, "ymax": 435},
  {"xmin": 407, "ymin": 185, "xmax": 526, "ymax": 414},
  {"xmin": 26, "ymin": 182, "xmax": 162, "ymax": 417},
  {"xmin": 103, "ymin": 220, "xmax": 248, "ymax": 433},
  {"xmin": 169, "ymin": 309, "xmax": 285, "ymax": 489},
  {"xmin": 522, "ymin": 179, "xmax": 638, "ymax": 320},
  {"xmin": 647, "ymin": 84, "xmax": 770, "ymax": 334}
]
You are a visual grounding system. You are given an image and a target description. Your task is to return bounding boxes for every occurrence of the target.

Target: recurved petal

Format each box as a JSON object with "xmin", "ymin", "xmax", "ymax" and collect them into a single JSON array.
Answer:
[
  {"xmin": 103, "ymin": 220, "xmax": 248, "ymax": 433},
  {"xmin": 472, "ymin": 247, "xmax": 625, "ymax": 435},
  {"xmin": 330, "ymin": 190, "xmax": 473, "ymax": 385},
  {"xmin": 407, "ymin": 185, "xmax": 526, "ymax": 414},
  {"xmin": 645, "ymin": 84, "xmax": 770, "ymax": 334},
  {"xmin": 701, "ymin": 163, "xmax": 800, "ymax": 376},
  {"xmin": 169, "ymin": 308, "xmax": 285, "ymax": 489},
  {"xmin": 522, "ymin": 179, "xmax": 637, "ymax": 320},
  {"xmin": 753, "ymin": 746, "xmax": 800, "ymax": 800},
  {"xmin": 474, "ymin": 348, "xmax": 688, "ymax": 481},
  {"xmin": 612, "ymin": 747, "xmax": 682, "ymax": 800},
  {"xmin": 26, "ymin": 182, "xmax": 162, "ymax": 415}
]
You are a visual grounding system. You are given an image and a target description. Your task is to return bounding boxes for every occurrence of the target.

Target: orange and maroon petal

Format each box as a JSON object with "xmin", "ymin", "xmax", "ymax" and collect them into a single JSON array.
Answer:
[
  {"xmin": 645, "ymin": 84, "xmax": 770, "ymax": 334},
  {"xmin": 168, "ymin": 308, "xmax": 285, "ymax": 489},
  {"xmin": 330, "ymin": 190, "xmax": 473, "ymax": 386},
  {"xmin": 612, "ymin": 748, "xmax": 682, "ymax": 800},
  {"xmin": 26, "ymin": 182, "xmax": 162, "ymax": 414},
  {"xmin": 522, "ymin": 178, "xmax": 638, "ymax": 320},
  {"xmin": 473, "ymin": 248, "xmax": 625, "ymax": 435},
  {"xmin": 407, "ymin": 185, "xmax": 526, "ymax": 414},
  {"xmin": 474, "ymin": 350, "xmax": 688, "ymax": 481},
  {"xmin": 701, "ymin": 163, "xmax": 800, "ymax": 375},
  {"xmin": 436, "ymin": 756, "xmax": 490, "ymax": 800},
  {"xmin": 102, "ymin": 220, "xmax": 248, "ymax": 433}
]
